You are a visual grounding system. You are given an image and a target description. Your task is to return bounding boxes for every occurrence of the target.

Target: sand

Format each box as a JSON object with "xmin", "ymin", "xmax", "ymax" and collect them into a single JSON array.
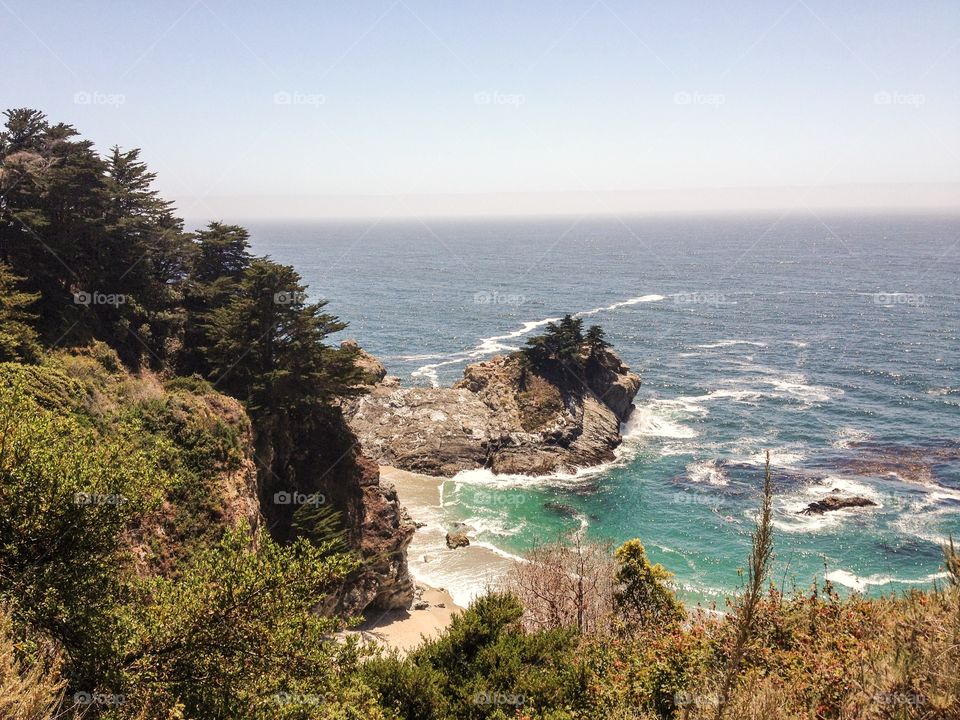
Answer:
[
  {"xmin": 382, "ymin": 466, "xmax": 516, "ymax": 607},
  {"xmin": 350, "ymin": 465, "xmax": 517, "ymax": 654},
  {"xmin": 353, "ymin": 585, "xmax": 461, "ymax": 655}
]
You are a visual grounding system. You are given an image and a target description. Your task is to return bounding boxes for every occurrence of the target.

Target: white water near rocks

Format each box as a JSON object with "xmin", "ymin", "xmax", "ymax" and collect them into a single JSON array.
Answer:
[{"xmin": 246, "ymin": 214, "xmax": 960, "ymax": 604}]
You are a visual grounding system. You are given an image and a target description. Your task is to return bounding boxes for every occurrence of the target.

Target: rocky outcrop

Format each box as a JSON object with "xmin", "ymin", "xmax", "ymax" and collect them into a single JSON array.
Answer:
[
  {"xmin": 341, "ymin": 339, "xmax": 388, "ymax": 385},
  {"xmin": 333, "ymin": 457, "xmax": 416, "ymax": 612},
  {"xmin": 799, "ymin": 493, "xmax": 878, "ymax": 515},
  {"xmin": 345, "ymin": 346, "xmax": 640, "ymax": 477}
]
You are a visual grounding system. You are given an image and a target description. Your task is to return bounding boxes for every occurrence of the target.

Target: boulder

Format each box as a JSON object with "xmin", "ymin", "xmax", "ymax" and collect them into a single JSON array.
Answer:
[
  {"xmin": 446, "ymin": 531, "xmax": 470, "ymax": 549},
  {"xmin": 341, "ymin": 338, "xmax": 387, "ymax": 385}
]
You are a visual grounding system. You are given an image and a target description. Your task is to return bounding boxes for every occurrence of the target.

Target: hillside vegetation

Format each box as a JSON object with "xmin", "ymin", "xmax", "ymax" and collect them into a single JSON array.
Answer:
[{"xmin": 1, "ymin": 109, "xmax": 957, "ymax": 718}]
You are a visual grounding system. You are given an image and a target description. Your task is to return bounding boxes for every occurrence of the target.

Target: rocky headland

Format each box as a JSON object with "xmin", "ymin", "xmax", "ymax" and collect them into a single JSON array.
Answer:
[{"xmin": 342, "ymin": 339, "xmax": 641, "ymax": 478}]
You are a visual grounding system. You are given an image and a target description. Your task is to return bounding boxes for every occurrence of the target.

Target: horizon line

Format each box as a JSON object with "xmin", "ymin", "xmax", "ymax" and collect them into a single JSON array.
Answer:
[{"xmin": 173, "ymin": 183, "xmax": 960, "ymax": 223}]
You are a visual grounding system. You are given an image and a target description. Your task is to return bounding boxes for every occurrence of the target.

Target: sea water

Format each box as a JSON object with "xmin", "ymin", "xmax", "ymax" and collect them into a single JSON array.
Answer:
[{"xmin": 242, "ymin": 212, "xmax": 960, "ymax": 605}]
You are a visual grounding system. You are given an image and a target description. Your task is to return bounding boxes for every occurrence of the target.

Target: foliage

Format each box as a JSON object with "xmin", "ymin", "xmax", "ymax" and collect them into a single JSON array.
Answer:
[
  {"xmin": 584, "ymin": 324, "xmax": 610, "ymax": 358},
  {"xmin": 0, "ymin": 262, "xmax": 40, "ymax": 362},
  {"xmin": 711, "ymin": 450, "xmax": 774, "ymax": 720},
  {"xmin": 0, "ymin": 109, "xmax": 193, "ymax": 364},
  {"xmin": 364, "ymin": 592, "xmax": 588, "ymax": 720},
  {"xmin": 204, "ymin": 258, "xmax": 365, "ymax": 415},
  {"xmin": 522, "ymin": 314, "xmax": 586, "ymax": 371},
  {"xmin": 503, "ymin": 535, "xmax": 617, "ymax": 633},
  {"xmin": 0, "ymin": 604, "xmax": 65, "ymax": 720},
  {"xmin": 120, "ymin": 529, "xmax": 365, "ymax": 719},
  {"xmin": 0, "ymin": 358, "xmax": 378, "ymax": 719},
  {"xmin": 0, "ymin": 380, "xmax": 160, "ymax": 689},
  {"xmin": 614, "ymin": 539, "xmax": 685, "ymax": 630},
  {"xmin": 0, "ymin": 109, "xmax": 363, "ymax": 416}
]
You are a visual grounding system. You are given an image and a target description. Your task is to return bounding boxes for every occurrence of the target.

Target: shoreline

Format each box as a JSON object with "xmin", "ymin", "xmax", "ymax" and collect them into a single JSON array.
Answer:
[
  {"xmin": 382, "ymin": 465, "xmax": 517, "ymax": 609},
  {"xmin": 350, "ymin": 465, "xmax": 517, "ymax": 653}
]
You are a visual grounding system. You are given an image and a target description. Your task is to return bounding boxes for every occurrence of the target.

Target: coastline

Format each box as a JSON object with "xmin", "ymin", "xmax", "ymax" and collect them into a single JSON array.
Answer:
[
  {"xmin": 353, "ymin": 584, "xmax": 461, "ymax": 655},
  {"xmin": 381, "ymin": 465, "xmax": 516, "ymax": 609},
  {"xmin": 351, "ymin": 465, "xmax": 518, "ymax": 653}
]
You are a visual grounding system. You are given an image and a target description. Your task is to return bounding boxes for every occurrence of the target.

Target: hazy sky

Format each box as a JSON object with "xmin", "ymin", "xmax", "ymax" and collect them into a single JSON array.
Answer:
[{"xmin": 3, "ymin": 0, "xmax": 959, "ymax": 217}]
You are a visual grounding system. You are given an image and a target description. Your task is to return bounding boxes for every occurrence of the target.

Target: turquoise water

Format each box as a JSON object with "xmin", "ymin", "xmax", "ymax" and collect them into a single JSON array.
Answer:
[{"xmin": 244, "ymin": 213, "xmax": 960, "ymax": 603}]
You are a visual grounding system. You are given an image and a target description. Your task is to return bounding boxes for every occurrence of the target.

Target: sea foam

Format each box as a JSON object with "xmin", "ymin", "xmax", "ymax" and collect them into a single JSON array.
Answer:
[{"xmin": 412, "ymin": 293, "xmax": 665, "ymax": 386}]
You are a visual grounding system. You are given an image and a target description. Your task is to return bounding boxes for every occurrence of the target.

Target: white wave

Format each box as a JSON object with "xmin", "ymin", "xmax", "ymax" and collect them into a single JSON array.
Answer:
[
  {"xmin": 719, "ymin": 439, "xmax": 808, "ymax": 469},
  {"xmin": 468, "ymin": 540, "xmax": 527, "ymax": 563},
  {"xmin": 771, "ymin": 511, "xmax": 841, "ymax": 534},
  {"xmin": 833, "ymin": 427, "xmax": 870, "ymax": 449},
  {"xmin": 449, "ymin": 462, "xmax": 611, "ymax": 490},
  {"xmin": 759, "ymin": 374, "xmax": 841, "ymax": 404},
  {"xmin": 577, "ymin": 294, "xmax": 666, "ymax": 316},
  {"xmin": 686, "ymin": 459, "xmax": 728, "ymax": 486},
  {"xmin": 623, "ymin": 404, "xmax": 698, "ymax": 439},
  {"xmin": 695, "ymin": 340, "xmax": 768, "ymax": 349},
  {"xmin": 826, "ymin": 569, "xmax": 948, "ymax": 593},
  {"xmin": 771, "ymin": 475, "xmax": 882, "ymax": 533},
  {"xmin": 678, "ymin": 582, "xmax": 727, "ymax": 598},
  {"xmin": 748, "ymin": 446, "xmax": 807, "ymax": 468},
  {"xmin": 800, "ymin": 476, "xmax": 881, "ymax": 501},
  {"xmin": 464, "ymin": 516, "xmax": 526, "ymax": 538},
  {"xmin": 410, "ymin": 364, "xmax": 441, "ymax": 387},
  {"xmin": 411, "ymin": 293, "xmax": 665, "ymax": 385},
  {"xmin": 686, "ymin": 388, "xmax": 764, "ymax": 405},
  {"xmin": 892, "ymin": 506, "xmax": 956, "ymax": 546},
  {"xmin": 786, "ymin": 340, "xmax": 810, "ymax": 348},
  {"xmin": 383, "ymin": 352, "xmax": 447, "ymax": 362}
]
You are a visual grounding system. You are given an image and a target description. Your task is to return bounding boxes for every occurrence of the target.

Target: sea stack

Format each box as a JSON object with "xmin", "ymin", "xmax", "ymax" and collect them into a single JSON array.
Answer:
[{"xmin": 343, "ymin": 338, "xmax": 641, "ymax": 477}]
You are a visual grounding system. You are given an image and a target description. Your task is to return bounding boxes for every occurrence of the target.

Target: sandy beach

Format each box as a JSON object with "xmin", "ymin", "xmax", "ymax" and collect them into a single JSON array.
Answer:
[
  {"xmin": 382, "ymin": 465, "xmax": 517, "ymax": 605},
  {"xmin": 351, "ymin": 465, "xmax": 517, "ymax": 653},
  {"xmin": 353, "ymin": 584, "xmax": 461, "ymax": 655}
]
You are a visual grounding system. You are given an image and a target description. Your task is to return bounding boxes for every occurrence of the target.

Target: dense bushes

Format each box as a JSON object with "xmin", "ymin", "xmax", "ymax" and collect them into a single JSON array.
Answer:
[
  {"xmin": 0, "ymin": 359, "xmax": 379, "ymax": 718},
  {"xmin": 364, "ymin": 593, "xmax": 588, "ymax": 719}
]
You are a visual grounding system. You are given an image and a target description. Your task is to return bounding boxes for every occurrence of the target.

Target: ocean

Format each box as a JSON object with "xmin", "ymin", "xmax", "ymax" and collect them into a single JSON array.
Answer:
[{"xmin": 242, "ymin": 212, "xmax": 960, "ymax": 606}]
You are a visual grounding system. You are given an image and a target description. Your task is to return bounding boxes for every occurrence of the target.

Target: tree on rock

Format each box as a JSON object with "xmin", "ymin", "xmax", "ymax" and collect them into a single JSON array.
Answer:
[{"xmin": 585, "ymin": 324, "xmax": 610, "ymax": 359}]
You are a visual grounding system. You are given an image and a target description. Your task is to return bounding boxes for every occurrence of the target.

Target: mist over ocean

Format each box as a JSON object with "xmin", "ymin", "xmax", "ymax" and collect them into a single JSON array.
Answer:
[{"xmin": 243, "ymin": 212, "xmax": 960, "ymax": 605}]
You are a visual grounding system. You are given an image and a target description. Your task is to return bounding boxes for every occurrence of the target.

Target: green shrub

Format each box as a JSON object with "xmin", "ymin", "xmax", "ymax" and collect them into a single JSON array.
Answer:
[{"xmin": 0, "ymin": 381, "xmax": 161, "ymax": 689}]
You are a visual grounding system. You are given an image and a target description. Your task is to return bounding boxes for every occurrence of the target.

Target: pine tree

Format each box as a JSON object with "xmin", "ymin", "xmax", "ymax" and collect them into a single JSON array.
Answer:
[
  {"xmin": 177, "ymin": 223, "xmax": 253, "ymax": 376},
  {"xmin": 585, "ymin": 324, "xmax": 610, "ymax": 358},
  {"xmin": 204, "ymin": 258, "xmax": 364, "ymax": 415}
]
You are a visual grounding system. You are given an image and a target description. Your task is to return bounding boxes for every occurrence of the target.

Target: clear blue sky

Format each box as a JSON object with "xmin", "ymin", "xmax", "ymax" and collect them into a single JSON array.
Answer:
[{"xmin": 3, "ymin": 0, "xmax": 959, "ymax": 216}]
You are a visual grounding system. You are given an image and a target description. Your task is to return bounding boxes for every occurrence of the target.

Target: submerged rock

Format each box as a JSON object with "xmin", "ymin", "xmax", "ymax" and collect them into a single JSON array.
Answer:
[
  {"xmin": 799, "ymin": 494, "xmax": 878, "ymax": 515},
  {"xmin": 544, "ymin": 501, "xmax": 580, "ymax": 518}
]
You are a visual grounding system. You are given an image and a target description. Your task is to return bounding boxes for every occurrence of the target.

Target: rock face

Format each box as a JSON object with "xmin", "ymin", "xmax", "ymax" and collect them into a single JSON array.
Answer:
[
  {"xmin": 341, "ymin": 339, "xmax": 387, "ymax": 385},
  {"xmin": 255, "ymin": 412, "xmax": 415, "ymax": 615},
  {"xmin": 799, "ymin": 493, "xmax": 878, "ymax": 515},
  {"xmin": 336, "ymin": 458, "xmax": 416, "ymax": 612},
  {"xmin": 345, "ymin": 346, "xmax": 641, "ymax": 477}
]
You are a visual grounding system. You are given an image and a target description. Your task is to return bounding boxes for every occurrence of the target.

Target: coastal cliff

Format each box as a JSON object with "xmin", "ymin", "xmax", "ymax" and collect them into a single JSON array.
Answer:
[
  {"xmin": 344, "ymin": 341, "xmax": 641, "ymax": 477},
  {"xmin": 255, "ymin": 413, "xmax": 416, "ymax": 613},
  {"xmin": 8, "ymin": 346, "xmax": 415, "ymax": 617}
]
